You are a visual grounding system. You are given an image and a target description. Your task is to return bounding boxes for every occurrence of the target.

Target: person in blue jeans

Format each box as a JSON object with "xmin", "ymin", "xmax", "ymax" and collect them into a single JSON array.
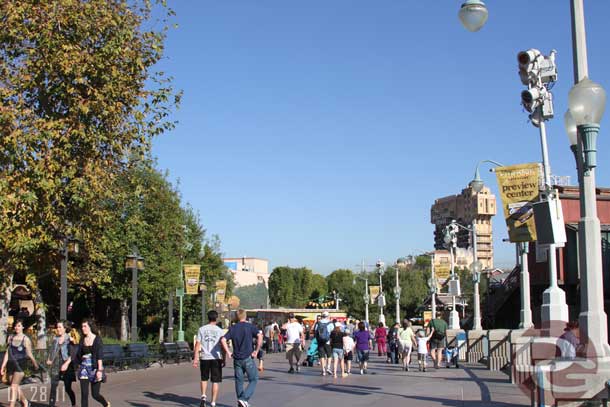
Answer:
[{"xmin": 221, "ymin": 309, "xmax": 263, "ymax": 407}]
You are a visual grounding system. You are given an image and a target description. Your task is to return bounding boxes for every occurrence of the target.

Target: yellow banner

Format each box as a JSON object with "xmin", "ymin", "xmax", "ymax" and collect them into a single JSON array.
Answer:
[
  {"xmin": 434, "ymin": 263, "xmax": 451, "ymax": 281},
  {"xmin": 215, "ymin": 280, "xmax": 227, "ymax": 304},
  {"xmin": 423, "ymin": 311, "xmax": 432, "ymax": 326},
  {"xmin": 495, "ymin": 163, "xmax": 541, "ymax": 242},
  {"xmin": 183, "ymin": 265, "xmax": 201, "ymax": 295},
  {"xmin": 369, "ymin": 286, "xmax": 380, "ymax": 305}
]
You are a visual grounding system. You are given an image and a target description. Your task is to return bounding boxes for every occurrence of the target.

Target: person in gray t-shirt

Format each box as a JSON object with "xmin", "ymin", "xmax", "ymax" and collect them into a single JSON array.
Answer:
[{"xmin": 193, "ymin": 310, "xmax": 225, "ymax": 407}]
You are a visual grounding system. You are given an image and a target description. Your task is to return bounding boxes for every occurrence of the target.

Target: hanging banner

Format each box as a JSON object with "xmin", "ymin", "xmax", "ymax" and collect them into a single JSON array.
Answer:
[
  {"xmin": 434, "ymin": 262, "xmax": 451, "ymax": 281},
  {"xmin": 183, "ymin": 265, "xmax": 201, "ymax": 295},
  {"xmin": 215, "ymin": 280, "xmax": 227, "ymax": 304},
  {"xmin": 495, "ymin": 163, "xmax": 541, "ymax": 242},
  {"xmin": 369, "ymin": 285, "xmax": 380, "ymax": 305}
]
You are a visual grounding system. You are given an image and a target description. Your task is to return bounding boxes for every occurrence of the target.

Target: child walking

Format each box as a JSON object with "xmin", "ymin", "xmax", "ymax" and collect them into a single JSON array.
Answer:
[{"xmin": 416, "ymin": 329, "xmax": 433, "ymax": 372}]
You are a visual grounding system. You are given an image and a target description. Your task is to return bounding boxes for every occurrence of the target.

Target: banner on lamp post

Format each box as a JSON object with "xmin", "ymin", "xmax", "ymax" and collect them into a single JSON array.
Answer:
[
  {"xmin": 495, "ymin": 163, "xmax": 542, "ymax": 243},
  {"xmin": 215, "ymin": 280, "xmax": 227, "ymax": 304},
  {"xmin": 183, "ymin": 265, "xmax": 201, "ymax": 295},
  {"xmin": 368, "ymin": 285, "xmax": 380, "ymax": 305}
]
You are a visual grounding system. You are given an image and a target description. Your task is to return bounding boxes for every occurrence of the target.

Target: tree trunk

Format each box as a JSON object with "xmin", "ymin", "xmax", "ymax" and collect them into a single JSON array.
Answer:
[
  {"xmin": 120, "ymin": 299, "xmax": 129, "ymax": 342},
  {"xmin": 0, "ymin": 274, "xmax": 13, "ymax": 345},
  {"xmin": 34, "ymin": 287, "xmax": 47, "ymax": 350}
]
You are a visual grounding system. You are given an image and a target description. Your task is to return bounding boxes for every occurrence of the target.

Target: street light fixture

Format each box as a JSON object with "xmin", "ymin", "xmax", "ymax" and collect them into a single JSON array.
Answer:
[
  {"xmin": 565, "ymin": 78, "xmax": 609, "ymax": 358},
  {"xmin": 443, "ymin": 222, "xmax": 460, "ymax": 329},
  {"xmin": 470, "ymin": 159, "xmax": 504, "ymax": 193},
  {"xmin": 125, "ymin": 250, "xmax": 144, "ymax": 342},
  {"xmin": 353, "ymin": 275, "xmax": 370, "ymax": 324},
  {"xmin": 458, "ymin": 0, "xmax": 488, "ymax": 32}
]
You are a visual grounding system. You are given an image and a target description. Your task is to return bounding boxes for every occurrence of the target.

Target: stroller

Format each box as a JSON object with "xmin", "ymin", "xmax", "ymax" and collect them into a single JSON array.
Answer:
[
  {"xmin": 304, "ymin": 338, "xmax": 319, "ymax": 367},
  {"xmin": 444, "ymin": 346, "xmax": 460, "ymax": 368}
]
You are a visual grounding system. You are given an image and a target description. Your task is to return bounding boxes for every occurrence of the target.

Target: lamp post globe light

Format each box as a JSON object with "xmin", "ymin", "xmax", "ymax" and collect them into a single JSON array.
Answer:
[
  {"xmin": 394, "ymin": 258, "xmax": 407, "ymax": 324},
  {"xmin": 458, "ymin": 0, "xmax": 488, "ymax": 32},
  {"xmin": 125, "ymin": 250, "xmax": 144, "ymax": 342},
  {"xmin": 565, "ymin": 79, "xmax": 610, "ymax": 359},
  {"xmin": 444, "ymin": 223, "xmax": 460, "ymax": 329}
]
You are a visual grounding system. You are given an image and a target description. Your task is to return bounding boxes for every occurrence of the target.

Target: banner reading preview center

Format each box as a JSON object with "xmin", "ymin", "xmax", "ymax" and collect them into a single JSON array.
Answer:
[{"xmin": 495, "ymin": 163, "xmax": 542, "ymax": 242}]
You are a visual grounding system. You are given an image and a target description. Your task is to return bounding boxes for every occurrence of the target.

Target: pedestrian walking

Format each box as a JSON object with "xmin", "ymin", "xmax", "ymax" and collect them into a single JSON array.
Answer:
[
  {"xmin": 427, "ymin": 317, "xmax": 448, "ymax": 368},
  {"xmin": 374, "ymin": 323, "xmax": 387, "ymax": 358},
  {"xmin": 1, "ymin": 319, "xmax": 39, "ymax": 407},
  {"xmin": 387, "ymin": 323, "xmax": 400, "ymax": 364},
  {"xmin": 315, "ymin": 311, "xmax": 334, "ymax": 376},
  {"xmin": 397, "ymin": 319, "xmax": 416, "ymax": 372},
  {"xmin": 330, "ymin": 326, "xmax": 346, "ymax": 378},
  {"xmin": 283, "ymin": 313, "xmax": 304, "ymax": 373},
  {"xmin": 342, "ymin": 328, "xmax": 355, "ymax": 375},
  {"xmin": 193, "ymin": 310, "xmax": 225, "ymax": 407},
  {"xmin": 47, "ymin": 320, "xmax": 77, "ymax": 407},
  {"xmin": 354, "ymin": 321, "xmax": 372, "ymax": 375},
  {"xmin": 416, "ymin": 329, "xmax": 434, "ymax": 372},
  {"xmin": 220, "ymin": 309, "xmax": 263, "ymax": 407},
  {"xmin": 78, "ymin": 319, "xmax": 110, "ymax": 407}
]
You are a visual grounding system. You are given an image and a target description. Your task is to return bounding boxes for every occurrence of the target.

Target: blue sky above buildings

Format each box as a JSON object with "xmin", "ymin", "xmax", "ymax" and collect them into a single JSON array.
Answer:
[{"xmin": 152, "ymin": 1, "xmax": 610, "ymax": 274}]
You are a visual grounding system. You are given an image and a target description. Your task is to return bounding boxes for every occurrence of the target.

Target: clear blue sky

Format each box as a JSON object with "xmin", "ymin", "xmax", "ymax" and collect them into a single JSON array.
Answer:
[{"xmin": 152, "ymin": 1, "xmax": 610, "ymax": 275}]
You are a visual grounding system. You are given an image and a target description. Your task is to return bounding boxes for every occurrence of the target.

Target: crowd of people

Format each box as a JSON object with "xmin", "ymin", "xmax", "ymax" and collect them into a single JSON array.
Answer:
[
  {"xmin": 1, "ymin": 318, "xmax": 111, "ymax": 407},
  {"xmin": 192, "ymin": 309, "xmax": 452, "ymax": 407}
]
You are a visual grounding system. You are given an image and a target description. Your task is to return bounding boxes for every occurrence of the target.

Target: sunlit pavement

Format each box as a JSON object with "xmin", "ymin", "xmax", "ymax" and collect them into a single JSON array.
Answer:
[{"xmin": 1, "ymin": 352, "xmax": 530, "ymax": 407}]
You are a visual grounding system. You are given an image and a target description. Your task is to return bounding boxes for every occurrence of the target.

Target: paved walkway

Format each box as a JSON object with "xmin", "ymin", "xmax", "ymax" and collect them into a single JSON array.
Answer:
[{"xmin": 1, "ymin": 352, "xmax": 531, "ymax": 407}]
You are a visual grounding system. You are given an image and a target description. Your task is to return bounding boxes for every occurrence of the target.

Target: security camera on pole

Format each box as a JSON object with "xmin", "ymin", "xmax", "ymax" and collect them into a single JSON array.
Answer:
[
  {"xmin": 444, "ymin": 222, "xmax": 461, "ymax": 330},
  {"xmin": 517, "ymin": 49, "xmax": 569, "ymax": 325}
]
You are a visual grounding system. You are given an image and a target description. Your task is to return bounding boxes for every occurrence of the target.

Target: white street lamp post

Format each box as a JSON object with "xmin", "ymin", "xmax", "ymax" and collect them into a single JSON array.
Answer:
[
  {"xmin": 377, "ymin": 260, "xmax": 386, "ymax": 326},
  {"xmin": 566, "ymin": 78, "xmax": 609, "ymax": 358},
  {"xmin": 471, "ymin": 219, "xmax": 483, "ymax": 331}
]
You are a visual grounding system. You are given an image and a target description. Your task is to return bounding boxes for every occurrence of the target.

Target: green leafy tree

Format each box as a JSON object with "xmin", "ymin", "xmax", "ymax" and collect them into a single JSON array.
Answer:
[
  {"xmin": 234, "ymin": 283, "xmax": 269, "ymax": 309},
  {"xmin": 0, "ymin": 1, "xmax": 179, "ymax": 339}
]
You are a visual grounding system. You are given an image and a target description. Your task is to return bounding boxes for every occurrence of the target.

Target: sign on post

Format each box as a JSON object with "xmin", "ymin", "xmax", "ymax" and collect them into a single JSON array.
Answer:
[
  {"xmin": 369, "ymin": 286, "xmax": 380, "ymax": 305},
  {"xmin": 495, "ymin": 163, "xmax": 541, "ymax": 242},
  {"xmin": 183, "ymin": 264, "xmax": 201, "ymax": 295},
  {"xmin": 215, "ymin": 280, "xmax": 227, "ymax": 304}
]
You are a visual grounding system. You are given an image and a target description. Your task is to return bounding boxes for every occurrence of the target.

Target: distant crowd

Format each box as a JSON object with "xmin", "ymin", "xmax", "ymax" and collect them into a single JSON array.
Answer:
[{"xmin": 192, "ymin": 309, "xmax": 452, "ymax": 407}]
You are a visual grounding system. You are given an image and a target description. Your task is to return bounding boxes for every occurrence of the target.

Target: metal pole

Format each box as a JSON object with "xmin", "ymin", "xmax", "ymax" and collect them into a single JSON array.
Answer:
[
  {"xmin": 395, "ymin": 266, "xmax": 400, "ymax": 324},
  {"xmin": 570, "ymin": 0, "xmax": 589, "ymax": 83},
  {"xmin": 168, "ymin": 293, "xmax": 174, "ymax": 342},
  {"xmin": 577, "ymin": 134, "xmax": 610, "ymax": 357},
  {"xmin": 178, "ymin": 294, "xmax": 184, "ymax": 342},
  {"xmin": 538, "ymin": 109, "xmax": 569, "ymax": 324},
  {"xmin": 472, "ymin": 220, "xmax": 482, "ymax": 331},
  {"xmin": 178, "ymin": 260, "xmax": 185, "ymax": 342},
  {"xmin": 519, "ymin": 242, "xmax": 533, "ymax": 329},
  {"xmin": 60, "ymin": 239, "xmax": 68, "ymax": 321},
  {"xmin": 131, "ymin": 266, "xmax": 138, "ymax": 341},
  {"xmin": 364, "ymin": 278, "xmax": 369, "ymax": 324},
  {"xmin": 431, "ymin": 256, "xmax": 437, "ymax": 320},
  {"xmin": 201, "ymin": 281, "xmax": 206, "ymax": 326},
  {"xmin": 449, "ymin": 243, "xmax": 459, "ymax": 329}
]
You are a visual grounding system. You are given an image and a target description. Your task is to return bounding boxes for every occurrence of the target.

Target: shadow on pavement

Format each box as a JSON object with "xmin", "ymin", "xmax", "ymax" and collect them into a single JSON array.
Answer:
[{"xmin": 128, "ymin": 391, "xmax": 233, "ymax": 407}]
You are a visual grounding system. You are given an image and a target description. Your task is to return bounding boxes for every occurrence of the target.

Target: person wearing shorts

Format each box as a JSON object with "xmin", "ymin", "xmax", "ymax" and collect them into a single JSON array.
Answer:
[
  {"xmin": 283, "ymin": 313, "xmax": 304, "ymax": 373},
  {"xmin": 343, "ymin": 329, "xmax": 355, "ymax": 375},
  {"xmin": 353, "ymin": 322, "xmax": 372, "ymax": 375},
  {"xmin": 315, "ymin": 311, "xmax": 334, "ymax": 376},
  {"xmin": 194, "ymin": 310, "xmax": 224, "ymax": 407},
  {"xmin": 330, "ymin": 325, "xmax": 346, "ymax": 377},
  {"xmin": 397, "ymin": 319, "xmax": 416, "ymax": 372},
  {"xmin": 428, "ymin": 317, "xmax": 448, "ymax": 368}
]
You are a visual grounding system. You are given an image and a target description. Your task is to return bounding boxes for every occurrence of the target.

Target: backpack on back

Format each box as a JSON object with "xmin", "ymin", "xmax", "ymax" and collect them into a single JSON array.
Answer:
[{"xmin": 316, "ymin": 321, "xmax": 331, "ymax": 342}]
